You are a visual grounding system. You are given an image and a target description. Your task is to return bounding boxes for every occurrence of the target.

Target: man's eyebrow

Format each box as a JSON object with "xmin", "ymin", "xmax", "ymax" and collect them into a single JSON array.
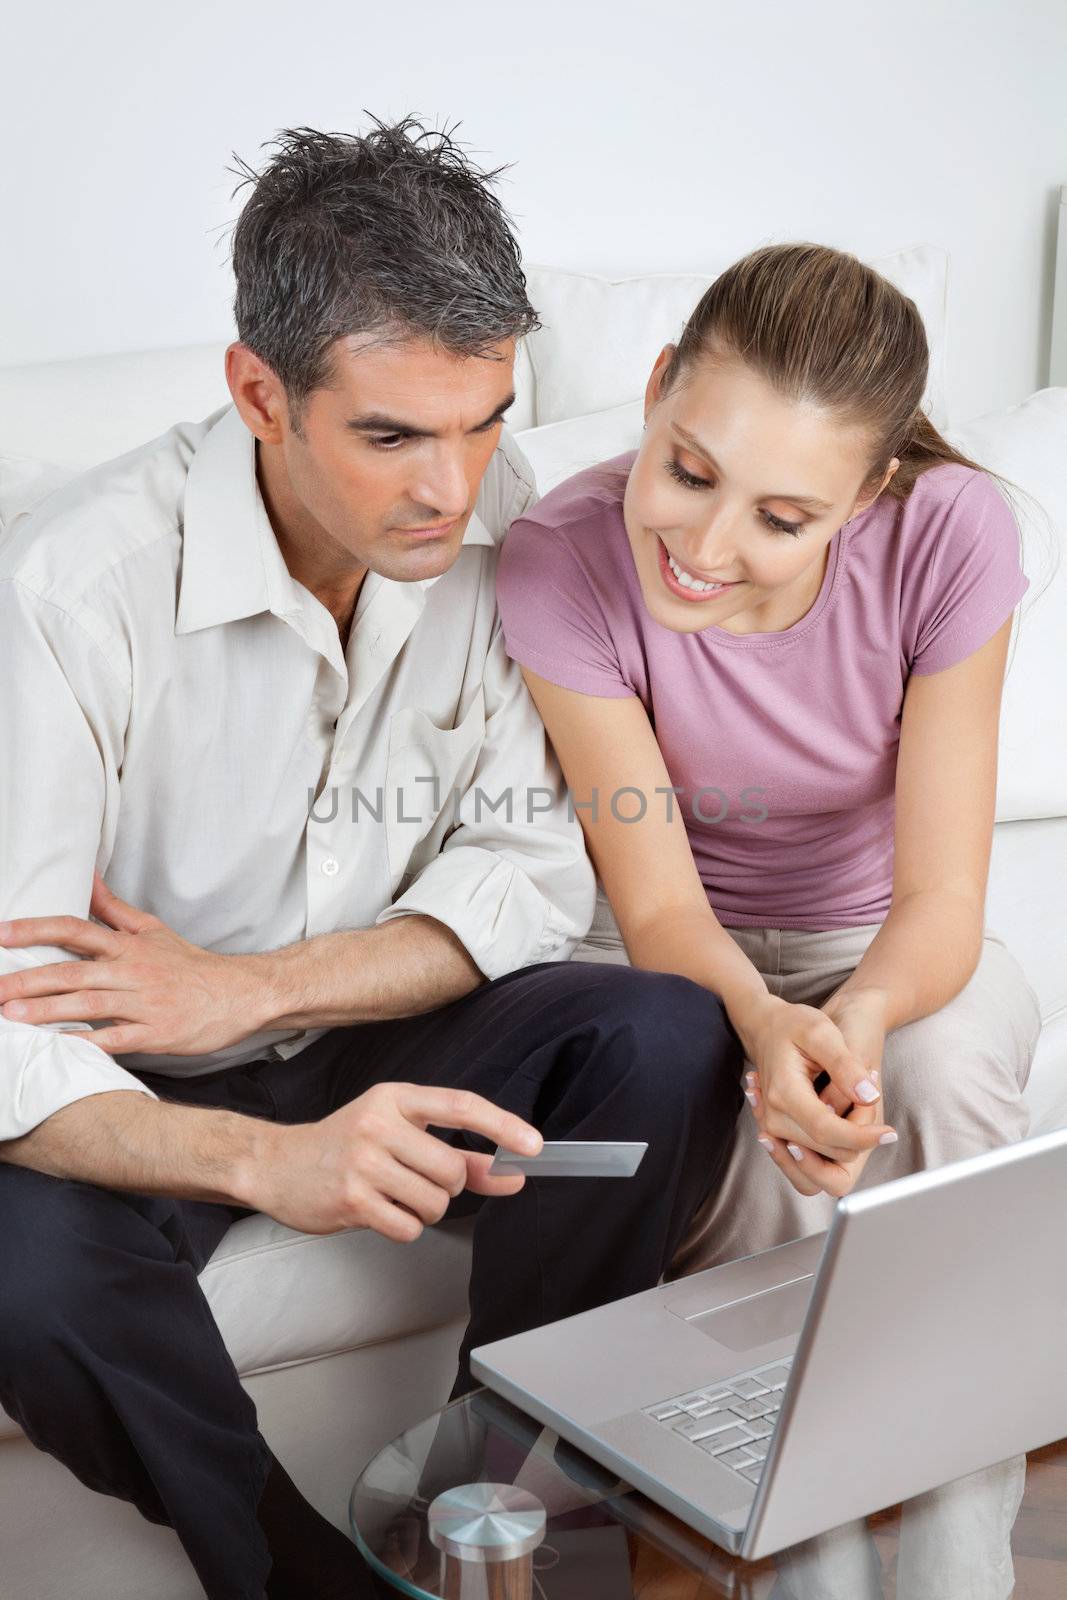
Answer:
[
  {"xmin": 671, "ymin": 423, "xmax": 834, "ymax": 512},
  {"xmin": 346, "ymin": 393, "xmax": 516, "ymax": 438}
]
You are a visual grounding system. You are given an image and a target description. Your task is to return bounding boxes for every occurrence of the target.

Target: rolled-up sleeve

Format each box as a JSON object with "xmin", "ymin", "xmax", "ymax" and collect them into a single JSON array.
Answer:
[
  {"xmin": 375, "ymin": 614, "xmax": 596, "ymax": 978},
  {"xmin": 0, "ymin": 578, "xmax": 157, "ymax": 1141}
]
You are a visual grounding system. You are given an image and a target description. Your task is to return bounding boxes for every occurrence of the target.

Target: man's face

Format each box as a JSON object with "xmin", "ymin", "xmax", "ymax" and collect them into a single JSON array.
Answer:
[{"xmin": 270, "ymin": 333, "xmax": 517, "ymax": 584}]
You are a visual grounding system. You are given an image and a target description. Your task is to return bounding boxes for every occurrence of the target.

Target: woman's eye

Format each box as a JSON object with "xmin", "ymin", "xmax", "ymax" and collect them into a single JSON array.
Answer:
[
  {"xmin": 666, "ymin": 457, "xmax": 805, "ymax": 536},
  {"xmin": 762, "ymin": 511, "xmax": 805, "ymax": 537},
  {"xmin": 665, "ymin": 457, "xmax": 711, "ymax": 491}
]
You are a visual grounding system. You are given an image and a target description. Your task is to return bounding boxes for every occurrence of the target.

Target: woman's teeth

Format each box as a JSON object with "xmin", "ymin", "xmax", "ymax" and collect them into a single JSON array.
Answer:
[{"xmin": 667, "ymin": 552, "xmax": 729, "ymax": 593}]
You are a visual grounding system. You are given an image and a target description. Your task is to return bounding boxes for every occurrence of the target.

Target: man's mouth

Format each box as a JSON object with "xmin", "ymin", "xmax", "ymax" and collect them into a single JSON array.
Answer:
[
  {"xmin": 656, "ymin": 536, "xmax": 741, "ymax": 600},
  {"xmin": 392, "ymin": 517, "xmax": 461, "ymax": 541}
]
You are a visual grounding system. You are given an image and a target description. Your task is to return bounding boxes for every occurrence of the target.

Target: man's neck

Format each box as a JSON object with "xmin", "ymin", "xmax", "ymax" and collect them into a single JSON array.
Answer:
[{"xmin": 255, "ymin": 438, "xmax": 367, "ymax": 645}]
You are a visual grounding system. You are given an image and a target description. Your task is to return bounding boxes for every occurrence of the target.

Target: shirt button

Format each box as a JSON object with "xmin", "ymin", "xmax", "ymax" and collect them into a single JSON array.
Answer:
[{"xmin": 321, "ymin": 857, "xmax": 340, "ymax": 877}]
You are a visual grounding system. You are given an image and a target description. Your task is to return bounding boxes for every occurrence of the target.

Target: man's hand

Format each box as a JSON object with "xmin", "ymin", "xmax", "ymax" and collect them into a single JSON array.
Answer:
[
  {"xmin": 738, "ymin": 991, "xmax": 895, "ymax": 1198},
  {"xmin": 0, "ymin": 874, "xmax": 269, "ymax": 1055},
  {"xmin": 238, "ymin": 1083, "xmax": 544, "ymax": 1240}
]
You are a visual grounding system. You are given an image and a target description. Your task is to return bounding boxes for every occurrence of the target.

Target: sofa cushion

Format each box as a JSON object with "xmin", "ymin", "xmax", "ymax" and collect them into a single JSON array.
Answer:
[
  {"xmin": 949, "ymin": 388, "xmax": 1067, "ymax": 822},
  {"xmin": 199, "ymin": 1212, "xmax": 474, "ymax": 1378},
  {"xmin": 524, "ymin": 247, "xmax": 949, "ymax": 430},
  {"xmin": 987, "ymin": 816, "xmax": 1067, "ymax": 1033},
  {"xmin": 515, "ymin": 399, "xmax": 643, "ymax": 496}
]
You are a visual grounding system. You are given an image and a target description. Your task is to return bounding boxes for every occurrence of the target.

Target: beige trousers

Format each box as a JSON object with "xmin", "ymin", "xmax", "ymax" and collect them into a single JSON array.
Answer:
[{"xmin": 573, "ymin": 892, "xmax": 1044, "ymax": 1599}]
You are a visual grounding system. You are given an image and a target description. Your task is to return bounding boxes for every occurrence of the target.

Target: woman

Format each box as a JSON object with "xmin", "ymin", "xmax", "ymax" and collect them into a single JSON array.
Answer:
[{"xmin": 496, "ymin": 243, "xmax": 1042, "ymax": 1599}]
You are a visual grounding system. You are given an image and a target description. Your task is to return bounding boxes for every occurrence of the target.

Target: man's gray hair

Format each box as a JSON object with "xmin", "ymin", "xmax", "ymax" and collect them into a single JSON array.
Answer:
[{"xmin": 230, "ymin": 117, "xmax": 539, "ymax": 414}]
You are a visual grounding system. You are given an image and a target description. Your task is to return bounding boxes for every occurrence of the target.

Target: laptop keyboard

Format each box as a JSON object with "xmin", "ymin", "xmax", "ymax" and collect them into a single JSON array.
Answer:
[{"xmin": 642, "ymin": 1357, "xmax": 794, "ymax": 1486}]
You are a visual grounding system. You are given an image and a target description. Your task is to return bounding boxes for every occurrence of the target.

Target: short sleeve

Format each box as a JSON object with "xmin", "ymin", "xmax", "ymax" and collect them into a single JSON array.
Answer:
[
  {"xmin": 496, "ymin": 515, "xmax": 636, "ymax": 699},
  {"xmin": 909, "ymin": 474, "xmax": 1029, "ymax": 675}
]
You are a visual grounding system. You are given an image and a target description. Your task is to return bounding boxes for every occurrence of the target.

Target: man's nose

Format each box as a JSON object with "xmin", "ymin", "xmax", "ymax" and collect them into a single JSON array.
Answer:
[{"xmin": 410, "ymin": 450, "xmax": 471, "ymax": 521}]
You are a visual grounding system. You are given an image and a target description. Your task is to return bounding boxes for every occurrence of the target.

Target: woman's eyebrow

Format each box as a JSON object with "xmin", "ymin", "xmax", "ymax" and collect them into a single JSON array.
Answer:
[{"xmin": 670, "ymin": 423, "xmax": 834, "ymax": 512}]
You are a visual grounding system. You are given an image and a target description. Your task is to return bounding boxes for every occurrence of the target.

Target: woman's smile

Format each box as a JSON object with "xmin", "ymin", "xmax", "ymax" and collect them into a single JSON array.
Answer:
[{"xmin": 654, "ymin": 533, "xmax": 744, "ymax": 602}]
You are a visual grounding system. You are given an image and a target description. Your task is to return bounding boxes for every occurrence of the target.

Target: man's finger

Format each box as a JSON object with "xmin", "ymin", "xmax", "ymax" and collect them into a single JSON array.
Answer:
[
  {"xmin": 86, "ymin": 1024, "xmax": 156, "ymax": 1053},
  {"xmin": 0, "ymin": 960, "xmax": 118, "ymax": 1004},
  {"xmin": 463, "ymin": 1150, "xmax": 527, "ymax": 1197},
  {"xmin": 362, "ymin": 1197, "xmax": 424, "ymax": 1244},
  {"xmin": 378, "ymin": 1156, "xmax": 452, "ymax": 1225},
  {"xmin": 0, "ymin": 916, "xmax": 119, "ymax": 957},
  {"xmin": 397, "ymin": 1085, "xmax": 542, "ymax": 1157},
  {"xmin": 90, "ymin": 873, "xmax": 157, "ymax": 934},
  {"xmin": 0, "ymin": 990, "xmax": 133, "ymax": 1027},
  {"xmin": 387, "ymin": 1123, "xmax": 470, "ymax": 1196}
]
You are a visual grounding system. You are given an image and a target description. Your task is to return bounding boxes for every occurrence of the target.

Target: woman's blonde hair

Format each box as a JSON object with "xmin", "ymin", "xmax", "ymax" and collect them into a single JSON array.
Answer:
[{"xmin": 662, "ymin": 242, "xmax": 982, "ymax": 501}]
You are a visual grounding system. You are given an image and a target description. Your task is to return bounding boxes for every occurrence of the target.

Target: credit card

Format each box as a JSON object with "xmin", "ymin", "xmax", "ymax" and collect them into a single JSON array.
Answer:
[{"xmin": 489, "ymin": 1140, "xmax": 648, "ymax": 1178}]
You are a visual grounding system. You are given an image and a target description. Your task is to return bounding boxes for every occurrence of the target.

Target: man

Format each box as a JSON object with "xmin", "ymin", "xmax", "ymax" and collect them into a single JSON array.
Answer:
[{"xmin": 0, "ymin": 120, "xmax": 743, "ymax": 1600}]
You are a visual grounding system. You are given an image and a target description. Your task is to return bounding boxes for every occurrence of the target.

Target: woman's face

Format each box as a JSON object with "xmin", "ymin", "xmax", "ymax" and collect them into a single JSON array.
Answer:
[{"xmin": 624, "ymin": 345, "xmax": 895, "ymax": 636}]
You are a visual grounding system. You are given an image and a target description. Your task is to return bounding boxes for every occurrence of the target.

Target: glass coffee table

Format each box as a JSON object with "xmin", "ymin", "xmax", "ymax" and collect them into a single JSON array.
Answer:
[{"xmin": 350, "ymin": 1389, "xmax": 1067, "ymax": 1598}]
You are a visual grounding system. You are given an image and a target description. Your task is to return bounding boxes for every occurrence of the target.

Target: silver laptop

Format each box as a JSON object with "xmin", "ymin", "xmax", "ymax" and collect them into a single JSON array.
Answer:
[{"xmin": 472, "ymin": 1126, "xmax": 1067, "ymax": 1560}]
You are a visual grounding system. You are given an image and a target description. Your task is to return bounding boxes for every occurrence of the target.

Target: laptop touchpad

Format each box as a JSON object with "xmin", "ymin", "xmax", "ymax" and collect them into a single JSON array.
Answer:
[{"xmin": 681, "ymin": 1275, "xmax": 813, "ymax": 1352}]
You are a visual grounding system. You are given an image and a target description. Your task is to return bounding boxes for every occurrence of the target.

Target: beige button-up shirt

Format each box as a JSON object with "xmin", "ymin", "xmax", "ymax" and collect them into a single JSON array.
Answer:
[{"xmin": 0, "ymin": 405, "xmax": 595, "ymax": 1140}]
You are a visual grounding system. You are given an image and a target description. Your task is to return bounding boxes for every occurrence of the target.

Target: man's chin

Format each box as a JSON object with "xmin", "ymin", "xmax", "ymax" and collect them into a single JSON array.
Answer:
[{"xmin": 371, "ymin": 536, "xmax": 464, "ymax": 585}]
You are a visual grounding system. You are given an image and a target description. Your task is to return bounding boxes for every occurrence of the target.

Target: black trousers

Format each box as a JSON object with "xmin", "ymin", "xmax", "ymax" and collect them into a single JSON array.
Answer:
[{"xmin": 0, "ymin": 959, "xmax": 742, "ymax": 1600}]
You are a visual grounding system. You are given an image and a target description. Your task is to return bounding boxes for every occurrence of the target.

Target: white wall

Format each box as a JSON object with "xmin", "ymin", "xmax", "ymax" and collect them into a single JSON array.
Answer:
[{"xmin": 2, "ymin": 0, "xmax": 1065, "ymax": 424}]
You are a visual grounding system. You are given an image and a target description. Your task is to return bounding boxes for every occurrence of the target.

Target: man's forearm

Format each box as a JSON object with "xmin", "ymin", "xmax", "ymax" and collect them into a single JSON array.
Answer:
[
  {"xmin": 250, "ymin": 912, "xmax": 484, "ymax": 1032},
  {"xmin": 0, "ymin": 1089, "xmax": 273, "ymax": 1205}
]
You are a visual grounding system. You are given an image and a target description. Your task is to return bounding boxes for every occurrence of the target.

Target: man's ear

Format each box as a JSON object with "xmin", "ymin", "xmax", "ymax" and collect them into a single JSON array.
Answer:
[
  {"xmin": 225, "ymin": 344, "xmax": 289, "ymax": 445},
  {"xmin": 644, "ymin": 344, "xmax": 676, "ymax": 423}
]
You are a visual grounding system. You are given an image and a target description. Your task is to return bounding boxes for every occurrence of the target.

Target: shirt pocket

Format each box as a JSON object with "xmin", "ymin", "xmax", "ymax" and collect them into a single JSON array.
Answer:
[{"xmin": 384, "ymin": 689, "xmax": 487, "ymax": 894}]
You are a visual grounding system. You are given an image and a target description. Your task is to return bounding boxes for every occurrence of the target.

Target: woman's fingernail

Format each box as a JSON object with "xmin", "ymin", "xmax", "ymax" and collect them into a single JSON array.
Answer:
[
  {"xmin": 869, "ymin": 1068, "xmax": 880, "ymax": 1086},
  {"xmin": 745, "ymin": 1070, "xmax": 757, "ymax": 1089},
  {"xmin": 786, "ymin": 1143, "xmax": 805, "ymax": 1163},
  {"xmin": 878, "ymin": 1130, "xmax": 899, "ymax": 1145},
  {"xmin": 757, "ymin": 1136, "xmax": 775, "ymax": 1153},
  {"xmin": 744, "ymin": 1089, "xmax": 758, "ymax": 1107},
  {"xmin": 4, "ymin": 1001, "xmax": 26, "ymax": 1018},
  {"xmin": 854, "ymin": 1079, "xmax": 880, "ymax": 1104}
]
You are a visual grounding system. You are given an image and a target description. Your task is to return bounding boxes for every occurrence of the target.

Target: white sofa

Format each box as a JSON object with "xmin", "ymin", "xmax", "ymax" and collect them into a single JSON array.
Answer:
[{"xmin": 1, "ymin": 254, "xmax": 1064, "ymax": 1600}]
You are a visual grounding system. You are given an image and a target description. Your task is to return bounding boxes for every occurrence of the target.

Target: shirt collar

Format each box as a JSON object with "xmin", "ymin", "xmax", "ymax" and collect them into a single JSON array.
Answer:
[{"xmin": 176, "ymin": 403, "xmax": 497, "ymax": 635}]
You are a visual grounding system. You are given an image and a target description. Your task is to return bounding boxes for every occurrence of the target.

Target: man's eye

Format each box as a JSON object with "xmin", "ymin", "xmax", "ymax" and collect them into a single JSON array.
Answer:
[{"xmin": 370, "ymin": 434, "xmax": 408, "ymax": 450}]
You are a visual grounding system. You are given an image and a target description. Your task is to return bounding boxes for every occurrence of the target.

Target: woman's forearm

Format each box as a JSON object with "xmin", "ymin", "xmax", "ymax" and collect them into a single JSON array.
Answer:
[{"xmin": 826, "ymin": 889, "xmax": 984, "ymax": 1030}]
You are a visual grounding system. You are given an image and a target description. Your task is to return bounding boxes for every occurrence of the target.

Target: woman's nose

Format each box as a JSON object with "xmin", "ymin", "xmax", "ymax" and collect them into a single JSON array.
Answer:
[{"xmin": 685, "ymin": 514, "xmax": 738, "ymax": 574}]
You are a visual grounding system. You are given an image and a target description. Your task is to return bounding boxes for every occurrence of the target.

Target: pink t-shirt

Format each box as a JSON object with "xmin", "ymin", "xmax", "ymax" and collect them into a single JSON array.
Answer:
[{"xmin": 496, "ymin": 452, "xmax": 1028, "ymax": 930}]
